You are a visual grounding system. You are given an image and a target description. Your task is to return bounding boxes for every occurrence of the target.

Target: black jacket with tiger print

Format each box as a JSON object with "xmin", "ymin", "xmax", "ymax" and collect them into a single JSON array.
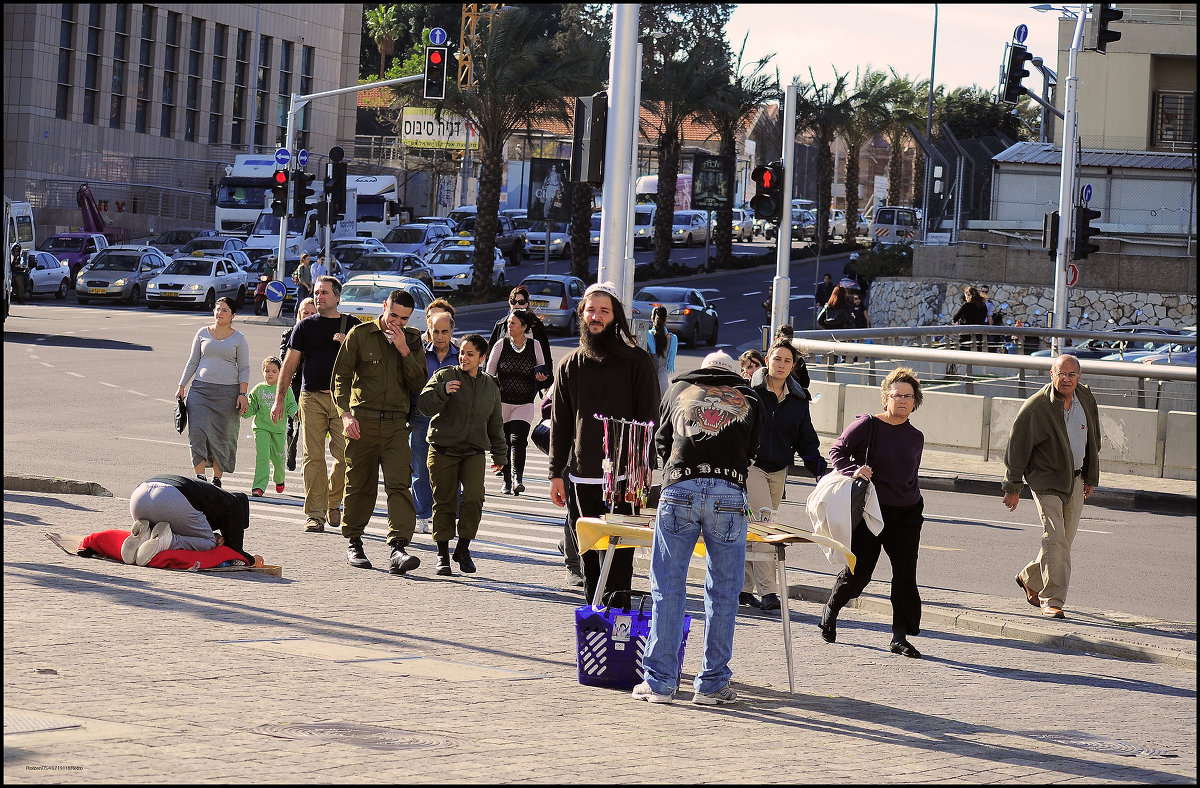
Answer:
[{"xmin": 655, "ymin": 367, "xmax": 762, "ymax": 491}]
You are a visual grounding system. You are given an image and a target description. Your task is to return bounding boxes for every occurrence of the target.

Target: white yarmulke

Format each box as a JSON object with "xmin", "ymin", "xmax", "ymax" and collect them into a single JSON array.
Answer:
[{"xmin": 701, "ymin": 351, "xmax": 739, "ymax": 375}]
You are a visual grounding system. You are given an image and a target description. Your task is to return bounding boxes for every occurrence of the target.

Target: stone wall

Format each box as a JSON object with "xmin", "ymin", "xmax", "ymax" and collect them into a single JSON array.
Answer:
[{"xmin": 868, "ymin": 278, "xmax": 1197, "ymax": 333}]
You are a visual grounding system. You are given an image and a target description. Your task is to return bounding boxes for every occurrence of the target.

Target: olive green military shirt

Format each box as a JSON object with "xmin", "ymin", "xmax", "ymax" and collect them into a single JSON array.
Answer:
[{"xmin": 332, "ymin": 316, "xmax": 428, "ymax": 417}]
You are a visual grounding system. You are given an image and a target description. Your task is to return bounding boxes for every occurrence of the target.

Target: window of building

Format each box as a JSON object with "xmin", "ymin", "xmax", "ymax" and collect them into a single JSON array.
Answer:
[
  {"xmin": 276, "ymin": 40, "xmax": 294, "ymax": 143},
  {"xmin": 255, "ymin": 36, "xmax": 273, "ymax": 150},
  {"xmin": 185, "ymin": 17, "xmax": 204, "ymax": 142},
  {"xmin": 232, "ymin": 29, "xmax": 249, "ymax": 146},
  {"xmin": 83, "ymin": 9, "xmax": 102, "ymax": 125},
  {"xmin": 298, "ymin": 45, "xmax": 314, "ymax": 152},
  {"xmin": 110, "ymin": 4, "xmax": 129, "ymax": 128},
  {"xmin": 56, "ymin": 4, "xmax": 76, "ymax": 120},
  {"xmin": 210, "ymin": 23, "xmax": 227, "ymax": 145},
  {"xmin": 135, "ymin": 6, "xmax": 156, "ymax": 133},
  {"xmin": 161, "ymin": 11, "xmax": 180, "ymax": 137},
  {"xmin": 1153, "ymin": 91, "xmax": 1195, "ymax": 151}
]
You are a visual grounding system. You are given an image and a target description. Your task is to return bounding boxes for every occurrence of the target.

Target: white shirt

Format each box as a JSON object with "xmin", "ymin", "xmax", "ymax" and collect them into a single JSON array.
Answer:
[{"xmin": 311, "ymin": 262, "xmax": 328, "ymax": 280}]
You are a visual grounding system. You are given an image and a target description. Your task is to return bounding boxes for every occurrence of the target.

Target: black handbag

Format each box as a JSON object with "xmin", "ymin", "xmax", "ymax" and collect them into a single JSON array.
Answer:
[
  {"xmin": 530, "ymin": 419, "xmax": 551, "ymax": 455},
  {"xmin": 174, "ymin": 396, "xmax": 188, "ymax": 434},
  {"xmin": 849, "ymin": 415, "xmax": 877, "ymax": 527}
]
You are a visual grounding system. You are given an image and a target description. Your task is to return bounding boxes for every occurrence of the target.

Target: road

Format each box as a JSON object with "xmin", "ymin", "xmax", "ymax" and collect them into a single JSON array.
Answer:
[{"xmin": 4, "ymin": 300, "xmax": 1195, "ymax": 622}]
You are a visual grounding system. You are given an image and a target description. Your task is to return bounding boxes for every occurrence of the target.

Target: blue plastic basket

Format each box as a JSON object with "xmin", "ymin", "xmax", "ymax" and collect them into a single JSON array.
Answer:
[{"xmin": 575, "ymin": 594, "xmax": 691, "ymax": 690}]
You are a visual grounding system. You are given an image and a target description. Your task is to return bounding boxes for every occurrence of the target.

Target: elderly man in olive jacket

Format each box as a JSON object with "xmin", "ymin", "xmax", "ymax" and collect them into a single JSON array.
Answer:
[{"xmin": 1002, "ymin": 354, "xmax": 1100, "ymax": 619}]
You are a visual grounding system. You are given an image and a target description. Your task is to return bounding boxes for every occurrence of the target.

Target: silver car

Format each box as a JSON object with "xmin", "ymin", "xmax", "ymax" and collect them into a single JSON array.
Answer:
[
  {"xmin": 631, "ymin": 285, "xmax": 719, "ymax": 348},
  {"xmin": 338, "ymin": 273, "xmax": 434, "ymax": 333},
  {"xmin": 381, "ymin": 223, "xmax": 451, "ymax": 257},
  {"xmin": 520, "ymin": 274, "xmax": 586, "ymax": 335},
  {"xmin": 75, "ymin": 245, "xmax": 171, "ymax": 305},
  {"xmin": 21, "ymin": 251, "xmax": 72, "ymax": 300},
  {"xmin": 146, "ymin": 253, "xmax": 250, "ymax": 310}
]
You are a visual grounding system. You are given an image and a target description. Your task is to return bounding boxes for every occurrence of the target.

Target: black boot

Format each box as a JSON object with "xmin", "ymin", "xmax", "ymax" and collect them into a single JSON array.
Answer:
[
  {"xmin": 452, "ymin": 539, "xmax": 476, "ymax": 574},
  {"xmin": 436, "ymin": 540, "xmax": 453, "ymax": 576},
  {"xmin": 818, "ymin": 603, "xmax": 838, "ymax": 643},
  {"xmin": 346, "ymin": 537, "xmax": 372, "ymax": 569},
  {"xmin": 389, "ymin": 543, "xmax": 420, "ymax": 575}
]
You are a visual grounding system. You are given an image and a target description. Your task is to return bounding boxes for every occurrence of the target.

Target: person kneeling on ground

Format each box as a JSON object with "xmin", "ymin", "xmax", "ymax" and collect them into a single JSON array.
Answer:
[{"xmin": 122, "ymin": 474, "xmax": 255, "ymax": 566}]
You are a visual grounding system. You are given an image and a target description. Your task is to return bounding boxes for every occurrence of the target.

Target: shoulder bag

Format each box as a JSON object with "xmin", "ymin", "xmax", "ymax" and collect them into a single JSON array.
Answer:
[
  {"xmin": 174, "ymin": 396, "xmax": 188, "ymax": 434},
  {"xmin": 849, "ymin": 415, "xmax": 877, "ymax": 527}
]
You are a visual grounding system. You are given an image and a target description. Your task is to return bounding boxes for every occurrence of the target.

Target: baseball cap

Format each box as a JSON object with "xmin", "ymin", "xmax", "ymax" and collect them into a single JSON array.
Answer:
[{"xmin": 701, "ymin": 351, "xmax": 739, "ymax": 376}]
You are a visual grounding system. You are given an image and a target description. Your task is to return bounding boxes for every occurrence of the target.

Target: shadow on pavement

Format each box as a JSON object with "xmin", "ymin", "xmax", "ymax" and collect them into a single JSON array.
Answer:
[{"xmin": 2, "ymin": 331, "xmax": 153, "ymax": 352}]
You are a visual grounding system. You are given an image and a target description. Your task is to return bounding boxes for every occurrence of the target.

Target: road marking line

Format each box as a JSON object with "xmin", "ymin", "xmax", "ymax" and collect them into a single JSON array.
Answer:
[
  {"xmin": 100, "ymin": 382, "xmax": 119, "ymax": 388},
  {"xmin": 117, "ymin": 436, "xmax": 187, "ymax": 446},
  {"xmin": 39, "ymin": 362, "xmax": 54, "ymax": 368},
  {"xmin": 724, "ymin": 319, "xmax": 746, "ymax": 325},
  {"xmin": 66, "ymin": 371, "xmax": 85, "ymax": 377},
  {"xmin": 742, "ymin": 291, "xmax": 763, "ymax": 296},
  {"xmin": 126, "ymin": 390, "xmax": 148, "ymax": 397}
]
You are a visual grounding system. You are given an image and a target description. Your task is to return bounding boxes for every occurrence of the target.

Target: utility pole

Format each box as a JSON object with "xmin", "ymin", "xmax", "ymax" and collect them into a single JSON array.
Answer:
[
  {"xmin": 1051, "ymin": 4, "xmax": 1087, "ymax": 355},
  {"xmin": 769, "ymin": 82, "xmax": 797, "ymax": 341},
  {"xmin": 597, "ymin": 4, "xmax": 638, "ymax": 307}
]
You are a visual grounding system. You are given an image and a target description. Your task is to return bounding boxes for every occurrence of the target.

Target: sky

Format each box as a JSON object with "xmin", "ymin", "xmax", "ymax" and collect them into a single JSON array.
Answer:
[{"xmin": 726, "ymin": 3, "xmax": 1066, "ymax": 95}]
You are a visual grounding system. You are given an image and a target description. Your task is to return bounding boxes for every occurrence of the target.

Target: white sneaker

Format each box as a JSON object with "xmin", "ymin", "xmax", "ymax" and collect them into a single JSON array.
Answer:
[
  {"xmin": 135, "ymin": 522, "xmax": 175, "ymax": 566},
  {"xmin": 416, "ymin": 518, "xmax": 432, "ymax": 535},
  {"xmin": 631, "ymin": 681, "xmax": 675, "ymax": 704},
  {"xmin": 121, "ymin": 519, "xmax": 152, "ymax": 564}
]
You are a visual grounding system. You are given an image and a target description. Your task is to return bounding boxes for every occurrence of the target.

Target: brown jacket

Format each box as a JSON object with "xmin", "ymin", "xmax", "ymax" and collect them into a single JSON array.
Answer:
[{"xmin": 1003, "ymin": 381, "xmax": 1101, "ymax": 500}]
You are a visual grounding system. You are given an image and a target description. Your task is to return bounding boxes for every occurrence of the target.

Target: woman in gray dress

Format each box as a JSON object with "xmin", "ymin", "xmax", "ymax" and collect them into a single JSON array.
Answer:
[{"xmin": 177, "ymin": 297, "xmax": 251, "ymax": 488}]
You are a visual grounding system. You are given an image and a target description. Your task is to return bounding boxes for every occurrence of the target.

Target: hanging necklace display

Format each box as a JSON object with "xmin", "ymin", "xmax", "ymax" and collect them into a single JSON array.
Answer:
[{"xmin": 594, "ymin": 413, "xmax": 655, "ymax": 526}]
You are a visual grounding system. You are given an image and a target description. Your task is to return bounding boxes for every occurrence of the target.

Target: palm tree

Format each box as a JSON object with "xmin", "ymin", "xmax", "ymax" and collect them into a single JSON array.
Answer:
[
  {"xmin": 642, "ymin": 42, "xmax": 731, "ymax": 275},
  {"xmin": 793, "ymin": 68, "xmax": 857, "ymax": 246},
  {"xmin": 883, "ymin": 69, "xmax": 929, "ymax": 207},
  {"xmin": 365, "ymin": 5, "xmax": 400, "ymax": 80},
  {"xmin": 438, "ymin": 5, "xmax": 597, "ymax": 299},
  {"xmin": 841, "ymin": 67, "xmax": 890, "ymax": 242},
  {"xmin": 700, "ymin": 34, "xmax": 778, "ymax": 270}
]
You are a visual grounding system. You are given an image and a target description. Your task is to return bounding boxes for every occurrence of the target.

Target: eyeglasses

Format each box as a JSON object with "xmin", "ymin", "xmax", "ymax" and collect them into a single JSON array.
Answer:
[
  {"xmin": 888, "ymin": 393, "xmax": 915, "ymax": 401},
  {"xmin": 510, "ymin": 299, "xmax": 528, "ymax": 306},
  {"xmin": 1053, "ymin": 371, "xmax": 1080, "ymax": 379}
]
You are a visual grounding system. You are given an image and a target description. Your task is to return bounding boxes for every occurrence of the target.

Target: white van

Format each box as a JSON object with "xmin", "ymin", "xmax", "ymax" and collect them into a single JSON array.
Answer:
[
  {"xmin": 633, "ymin": 204, "xmax": 656, "ymax": 249},
  {"xmin": 870, "ymin": 206, "xmax": 918, "ymax": 246}
]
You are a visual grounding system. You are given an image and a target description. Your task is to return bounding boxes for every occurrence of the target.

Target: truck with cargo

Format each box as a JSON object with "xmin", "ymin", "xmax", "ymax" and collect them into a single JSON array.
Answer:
[{"xmin": 213, "ymin": 154, "xmax": 282, "ymax": 238}]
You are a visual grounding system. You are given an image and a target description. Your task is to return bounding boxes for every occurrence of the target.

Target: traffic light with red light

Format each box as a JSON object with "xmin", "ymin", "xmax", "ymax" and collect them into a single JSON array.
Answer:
[
  {"xmin": 750, "ymin": 161, "xmax": 784, "ymax": 224},
  {"xmin": 271, "ymin": 169, "xmax": 289, "ymax": 218},
  {"xmin": 1001, "ymin": 43, "xmax": 1032, "ymax": 105},
  {"xmin": 1090, "ymin": 3, "xmax": 1123, "ymax": 53},
  {"xmin": 424, "ymin": 46, "xmax": 448, "ymax": 100},
  {"xmin": 1072, "ymin": 203, "xmax": 1101, "ymax": 260}
]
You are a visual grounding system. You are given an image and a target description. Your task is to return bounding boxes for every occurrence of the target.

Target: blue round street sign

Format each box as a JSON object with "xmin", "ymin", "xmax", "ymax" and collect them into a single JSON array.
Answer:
[
  {"xmin": 265, "ymin": 281, "xmax": 287, "ymax": 303},
  {"xmin": 1082, "ymin": 184, "xmax": 1093, "ymax": 203},
  {"xmin": 297, "ymin": 149, "xmax": 309, "ymax": 168},
  {"xmin": 1014, "ymin": 24, "xmax": 1028, "ymax": 44},
  {"xmin": 274, "ymin": 148, "xmax": 291, "ymax": 167},
  {"xmin": 430, "ymin": 27, "xmax": 447, "ymax": 46}
]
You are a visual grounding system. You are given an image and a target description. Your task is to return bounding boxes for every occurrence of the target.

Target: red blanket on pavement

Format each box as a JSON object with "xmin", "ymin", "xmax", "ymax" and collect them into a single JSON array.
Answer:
[{"xmin": 78, "ymin": 529, "xmax": 250, "ymax": 570}]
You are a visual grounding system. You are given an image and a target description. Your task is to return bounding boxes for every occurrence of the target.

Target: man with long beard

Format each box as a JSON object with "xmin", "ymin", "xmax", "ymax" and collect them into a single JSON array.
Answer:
[{"xmin": 549, "ymin": 283, "xmax": 660, "ymax": 607}]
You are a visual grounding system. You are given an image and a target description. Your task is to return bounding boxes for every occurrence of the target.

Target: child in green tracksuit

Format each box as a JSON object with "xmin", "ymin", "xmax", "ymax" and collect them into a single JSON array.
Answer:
[
  {"xmin": 418, "ymin": 334, "xmax": 507, "ymax": 577},
  {"xmin": 243, "ymin": 356, "xmax": 298, "ymax": 496}
]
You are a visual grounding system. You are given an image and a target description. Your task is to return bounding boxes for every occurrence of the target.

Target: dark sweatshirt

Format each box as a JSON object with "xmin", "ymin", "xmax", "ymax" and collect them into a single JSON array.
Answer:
[
  {"xmin": 748, "ymin": 367, "xmax": 820, "ymax": 473},
  {"xmin": 549, "ymin": 344, "xmax": 660, "ymax": 480},
  {"xmin": 656, "ymin": 367, "xmax": 762, "ymax": 490},
  {"xmin": 829, "ymin": 414, "xmax": 924, "ymax": 507}
]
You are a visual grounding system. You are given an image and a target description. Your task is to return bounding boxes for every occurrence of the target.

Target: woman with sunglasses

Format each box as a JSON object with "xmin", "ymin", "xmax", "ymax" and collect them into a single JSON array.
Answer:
[
  {"xmin": 487, "ymin": 285, "xmax": 553, "ymax": 384},
  {"xmin": 817, "ymin": 367, "xmax": 927, "ymax": 659}
]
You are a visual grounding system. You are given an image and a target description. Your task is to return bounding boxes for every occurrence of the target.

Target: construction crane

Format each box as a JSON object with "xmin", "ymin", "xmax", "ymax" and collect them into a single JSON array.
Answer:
[{"xmin": 457, "ymin": 3, "xmax": 503, "ymax": 90}]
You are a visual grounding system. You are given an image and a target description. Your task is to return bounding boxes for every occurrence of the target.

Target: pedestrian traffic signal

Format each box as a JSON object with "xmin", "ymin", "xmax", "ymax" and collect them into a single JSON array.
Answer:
[
  {"xmin": 292, "ymin": 171, "xmax": 315, "ymax": 219},
  {"xmin": 1089, "ymin": 4, "xmax": 1123, "ymax": 54},
  {"xmin": 271, "ymin": 169, "xmax": 289, "ymax": 218},
  {"xmin": 424, "ymin": 45, "xmax": 448, "ymax": 100},
  {"xmin": 1043, "ymin": 210, "xmax": 1059, "ymax": 259},
  {"xmin": 1000, "ymin": 43, "xmax": 1032, "ymax": 105},
  {"xmin": 1072, "ymin": 204, "xmax": 1101, "ymax": 260},
  {"xmin": 749, "ymin": 161, "xmax": 784, "ymax": 224}
]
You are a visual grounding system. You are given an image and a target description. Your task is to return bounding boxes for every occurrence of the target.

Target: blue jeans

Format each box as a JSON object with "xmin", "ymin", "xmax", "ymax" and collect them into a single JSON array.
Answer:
[
  {"xmin": 643, "ymin": 477, "xmax": 748, "ymax": 696},
  {"xmin": 409, "ymin": 411, "xmax": 433, "ymax": 520}
]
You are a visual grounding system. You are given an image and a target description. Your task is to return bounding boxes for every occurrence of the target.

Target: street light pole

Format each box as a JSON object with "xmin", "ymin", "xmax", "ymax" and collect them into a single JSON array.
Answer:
[
  {"xmin": 921, "ymin": 4, "xmax": 938, "ymax": 240},
  {"xmin": 598, "ymin": 4, "xmax": 638, "ymax": 304},
  {"xmin": 1051, "ymin": 4, "xmax": 1087, "ymax": 355},
  {"xmin": 769, "ymin": 82, "xmax": 797, "ymax": 340}
]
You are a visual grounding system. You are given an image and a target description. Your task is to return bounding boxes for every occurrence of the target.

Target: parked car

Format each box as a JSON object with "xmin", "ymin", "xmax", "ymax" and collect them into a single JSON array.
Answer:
[
  {"xmin": 425, "ymin": 239, "xmax": 506, "ymax": 294},
  {"xmin": 828, "ymin": 209, "xmax": 847, "ymax": 237},
  {"xmin": 670, "ymin": 210, "xmax": 710, "ymax": 247},
  {"xmin": 1031, "ymin": 325, "xmax": 1186, "ymax": 360},
  {"xmin": 416, "ymin": 215, "xmax": 456, "ymax": 229},
  {"xmin": 341, "ymin": 252, "xmax": 434, "ymax": 288},
  {"xmin": 330, "ymin": 236, "xmax": 387, "ymax": 255},
  {"xmin": 176, "ymin": 235, "xmax": 247, "ymax": 256},
  {"xmin": 630, "ymin": 285, "xmax": 719, "ymax": 348},
  {"xmin": 380, "ymin": 223, "xmax": 451, "ymax": 257},
  {"xmin": 632, "ymin": 204, "xmax": 656, "ymax": 249},
  {"xmin": 1139, "ymin": 348, "xmax": 1197, "ymax": 366},
  {"xmin": 20, "ymin": 250, "xmax": 72, "ymax": 299},
  {"xmin": 146, "ymin": 252, "xmax": 250, "ymax": 310},
  {"xmin": 520, "ymin": 274, "xmax": 587, "ymax": 335},
  {"xmin": 39, "ymin": 232, "xmax": 109, "ymax": 280},
  {"xmin": 589, "ymin": 214, "xmax": 603, "ymax": 249},
  {"xmin": 242, "ymin": 256, "xmax": 300, "ymax": 312},
  {"xmin": 523, "ymin": 220, "xmax": 572, "ymax": 259},
  {"xmin": 1101, "ymin": 326, "xmax": 1196, "ymax": 363},
  {"xmin": 453, "ymin": 214, "xmax": 525, "ymax": 263},
  {"xmin": 854, "ymin": 212, "xmax": 870, "ymax": 238},
  {"xmin": 726, "ymin": 208, "xmax": 754, "ymax": 242},
  {"xmin": 338, "ymin": 273, "xmax": 434, "ymax": 332},
  {"xmin": 75, "ymin": 244, "xmax": 171, "ymax": 305},
  {"xmin": 150, "ymin": 228, "xmax": 218, "ymax": 256}
]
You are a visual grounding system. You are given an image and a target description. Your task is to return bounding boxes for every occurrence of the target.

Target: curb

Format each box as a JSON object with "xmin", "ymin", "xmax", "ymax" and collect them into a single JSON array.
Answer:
[{"xmin": 3, "ymin": 475, "xmax": 112, "ymax": 497}]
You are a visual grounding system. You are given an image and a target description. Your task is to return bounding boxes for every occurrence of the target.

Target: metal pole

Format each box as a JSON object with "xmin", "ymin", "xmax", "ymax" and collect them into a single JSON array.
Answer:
[
  {"xmin": 769, "ymin": 83, "xmax": 797, "ymax": 340},
  {"xmin": 623, "ymin": 41, "xmax": 644, "ymax": 306},
  {"xmin": 459, "ymin": 122, "xmax": 471, "ymax": 206},
  {"xmin": 599, "ymin": 4, "xmax": 638, "ymax": 302},
  {"xmin": 921, "ymin": 4, "xmax": 938, "ymax": 240},
  {"xmin": 1052, "ymin": 5, "xmax": 1087, "ymax": 356}
]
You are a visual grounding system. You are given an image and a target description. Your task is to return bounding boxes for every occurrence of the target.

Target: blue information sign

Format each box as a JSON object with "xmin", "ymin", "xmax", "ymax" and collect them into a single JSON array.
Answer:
[
  {"xmin": 265, "ymin": 281, "xmax": 287, "ymax": 303},
  {"xmin": 1014, "ymin": 24, "xmax": 1028, "ymax": 44},
  {"xmin": 274, "ymin": 148, "xmax": 291, "ymax": 167},
  {"xmin": 297, "ymin": 149, "xmax": 309, "ymax": 168},
  {"xmin": 1081, "ymin": 184, "xmax": 1093, "ymax": 203},
  {"xmin": 430, "ymin": 27, "xmax": 447, "ymax": 46}
]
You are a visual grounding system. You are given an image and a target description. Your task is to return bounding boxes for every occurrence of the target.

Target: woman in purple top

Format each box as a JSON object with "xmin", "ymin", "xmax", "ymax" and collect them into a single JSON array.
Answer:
[{"xmin": 818, "ymin": 366, "xmax": 927, "ymax": 659}]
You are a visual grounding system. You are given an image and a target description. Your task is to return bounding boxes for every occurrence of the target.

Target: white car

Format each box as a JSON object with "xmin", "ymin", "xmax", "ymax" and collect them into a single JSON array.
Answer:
[
  {"xmin": 714, "ymin": 208, "xmax": 753, "ymax": 242},
  {"xmin": 671, "ymin": 210, "xmax": 710, "ymax": 246},
  {"xmin": 380, "ymin": 223, "xmax": 451, "ymax": 257},
  {"xmin": 338, "ymin": 273, "xmax": 434, "ymax": 333},
  {"xmin": 22, "ymin": 250, "xmax": 72, "ymax": 299},
  {"xmin": 523, "ymin": 220, "xmax": 572, "ymax": 259},
  {"xmin": 633, "ymin": 204, "xmax": 656, "ymax": 249},
  {"xmin": 330, "ymin": 237, "xmax": 386, "ymax": 255},
  {"xmin": 829, "ymin": 209, "xmax": 847, "ymax": 237},
  {"xmin": 425, "ymin": 240, "xmax": 506, "ymax": 294},
  {"xmin": 146, "ymin": 252, "xmax": 250, "ymax": 310},
  {"xmin": 589, "ymin": 214, "xmax": 603, "ymax": 249}
]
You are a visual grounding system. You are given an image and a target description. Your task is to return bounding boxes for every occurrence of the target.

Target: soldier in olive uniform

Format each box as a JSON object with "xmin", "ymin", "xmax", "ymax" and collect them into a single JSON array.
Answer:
[{"xmin": 332, "ymin": 289, "xmax": 429, "ymax": 573}]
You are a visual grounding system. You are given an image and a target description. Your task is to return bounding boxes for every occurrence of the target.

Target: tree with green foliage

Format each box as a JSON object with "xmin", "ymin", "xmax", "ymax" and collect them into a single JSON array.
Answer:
[
  {"xmin": 883, "ymin": 69, "xmax": 929, "ymax": 208},
  {"xmin": 435, "ymin": 5, "xmax": 597, "ymax": 299},
  {"xmin": 700, "ymin": 34, "xmax": 777, "ymax": 271},
  {"xmin": 793, "ymin": 68, "xmax": 857, "ymax": 246},
  {"xmin": 365, "ymin": 5, "xmax": 401, "ymax": 80},
  {"xmin": 841, "ymin": 66, "xmax": 890, "ymax": 242}
]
